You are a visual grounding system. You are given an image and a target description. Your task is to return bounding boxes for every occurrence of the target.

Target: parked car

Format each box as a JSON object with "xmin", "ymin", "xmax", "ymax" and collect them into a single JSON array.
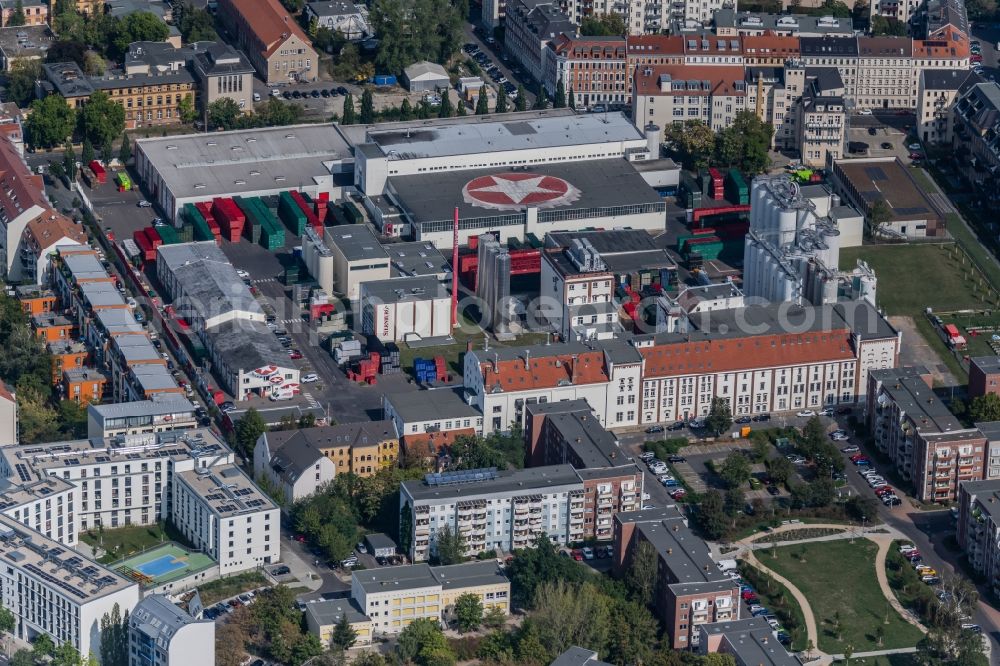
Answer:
[
  {"xmin": 766, "ymin": 485, "xmax": 780, "ymax": 496},
  {"xmin": 880, "ymin": 142, "xmax": 893, "ymax": 150},
  {"xmin": 137, "ymin": 200, "xmax": 153, "ymax": 208},
  {"xmin": 735, "ymin": 416, "xmax": 752, "ymax": 424},
  {"xmin": 582, "ymin": 547, "xmax": 595, "ymax": 560},
  {"xmin": 667, "ymin": 455, "xmax": 686, "ymax": 463},
  {"xmin": 302, "ymin": 373, "xmax": 319, "ymax": 383},
  {"xmin": 841, "ymin": 445, "xmax": 860, "ymax": 453},
  {"xmin": 796, "ymin": 410, "xmax": 816, "ymax": 417},
  {"xmin": 571, "ymin": 549, "xmax": 584, "ymax": 561},
  {"xmin": 667, "ymin": 421, "xmax": 686, "ymax": 431},
  {"xmin": 670, "ymin": 489, "xmax": 687, "ymax": 500},
  {"xmin": 645, "ymin": 425, "xmax": 665, "ymax": 433},
  {"xmin": 752, "ymin": 413, "xmax": 771, "ymax": 422},
  {"xmin": 271, "ymin": 565, "xmax": 291, "ymax": 576}
]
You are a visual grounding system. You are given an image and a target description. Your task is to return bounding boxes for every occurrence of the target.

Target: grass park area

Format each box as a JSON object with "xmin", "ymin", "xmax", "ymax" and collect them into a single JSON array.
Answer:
[
  {"xmin": 738, "ymin": 562, "xmax": 810, "ymax": 652},
  {"xmin": 839, "ymin": 243, "xmax": 999, "ymax": 381},
  {"xmin": 762, "ymin": 540, "xmax": 925, "ymax": 653}
]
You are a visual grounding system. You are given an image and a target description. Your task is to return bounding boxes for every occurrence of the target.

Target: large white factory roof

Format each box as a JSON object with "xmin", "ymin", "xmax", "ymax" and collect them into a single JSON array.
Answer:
[
  {"xmin": 347, "ymin": 110, "xmax": 645, "ymax": 160},
  {"xmin": 135, "ymin": 124, "xmax": 351, "ymax": 201}
]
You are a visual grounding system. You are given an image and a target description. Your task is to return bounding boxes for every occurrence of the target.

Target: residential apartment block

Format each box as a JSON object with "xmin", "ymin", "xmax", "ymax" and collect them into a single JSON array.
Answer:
[
  {"xmin": 957, "ymin": 477, "xmax": 1000, "ymax": 598},
  {"xmin": 0, "ymin": 135, "xmax": 50, "ymax": 280},
  {"xmin": 128, "ymin": 594, "xmax": 215, "ymax": 666},
  {"xmin": 258, "ymin": 421, "xmax": 399, "ymax": 479},
  {"xmin": 253, "ymin": 429, "xmax": 337, "ymax": 504},
  {"xmin": 504, "ymin": 0, "xmax": 575, "ymax": 84},
  {"xmin": 545, "ymin": 34, "xmax": 629, "ymax": 109},
  {"xmin": 400, "ymin": 465, "xmax": 583, "ymax": 561},
  {"xmin": 614, "ymin": 508, "xmax": 739, "ymax": 649},
  {"xmin": 917, "ymin": 69, "xmax": 980, "ymax": 145},
  {"xmin": 698, "ymin": 617, "xmax": 801, "ymax": 665},
  {"xmin": 969, "ymin": 356, "xmax": 1000, "ymax": 400},
  {"xmin": 951, "ymin": 81, "xmax": 1000, "ymax": 189},
  {"xmin": 0, "ymin": 427, "xmax": 235, "ymax": 539},
  {"xmin": 351, "ymin": 561, "xmax": 509, "ymax": 635},
  {"xmin": 0, "ymin": 515, "xmax": 140, "ymax": 657},
  {"xmin": 867, "ymin": 366, "xmax": 1000, "ymax": 503},
  {"xmin": 171, "ymin": 464, "xmax": 280, "ymax": 574},
  {"xmin": 632, "ymin": 64, "xmax": 748, "ymax": 132},
  {"xmin": 0, "ymin": 383, "xmax": 15, "ymax": 446},
  {"xmin": 218, "ymin": 0, "xmax": 317, "ymax": 84}
]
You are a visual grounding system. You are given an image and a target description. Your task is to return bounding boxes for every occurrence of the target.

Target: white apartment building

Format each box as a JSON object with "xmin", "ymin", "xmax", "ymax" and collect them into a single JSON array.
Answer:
[
  {"xmin": 87, "ymin": 395, "xmax": 199, "ymax": 439},
  {"xmin": 171, "ymin": 464, "xmax": 280, "ymax": 574},
  {"xmin": 400, "ymin": 466, "xmax": 583, "ymax": 561},
  {"xmin": 917, "ymin": 69, "xmax": 980, "ymax": 145},
  {"xmin": 253, "ymin": 429, "xmax": 337, "ymax": 504},
  {"xmin": 0, "ymin": 514, "xmax": 140, "ymax": 657},
  {"xmin": 539, "ymin": 239, "xmax": 618, "ymax": 341},
  {"xmin": 855, "ymin": 37, "xmax": 913, "ymax": 111},
  {"xmin": 631, "ymin": 64, "xmax": 749, "ymax": 132},
  {"xmin": 129, "ymin": 594, "xmax": 215, "ymax": 666},
  {"xmin": 0, "ymin": 429, "xmax": 234, "ymax": 537},
  {"xmin": 0, "ymin": 382, "xmax": 15, "ymax": 446}
]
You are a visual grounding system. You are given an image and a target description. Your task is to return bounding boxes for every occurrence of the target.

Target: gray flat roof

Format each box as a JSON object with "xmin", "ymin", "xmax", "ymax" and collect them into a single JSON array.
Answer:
[
  {"xmin": 326, "ymin": 225, "xmax": 389, "ymax": 262},
  {"xmin": 131, "ymin": 364, "xmax": 179, "ymax": 391},
  {"xmin": 175, "ymin": 464, "xmax": 276, "ymax": 518},
  {"xmin": 135, "ymin": 124, "xmax": 351, "ymax": 201},
  {"xmin": 389, "ymin": 159, "xmax": 663, "ymax": 225},
  {"xmin": 113, "ymin": 335, "xmax": 161, "ymax": 363},
  {"xmin": 385, "ymin": 388, "xmax": 480, "ymax": 422},
  {"xmin": 360, "ymin": 112, "xmax": 643, "ymax": 160},
  {"xmin": 364, "ymin": 532, "xmax": 397, "ymax": 550},
  {"xmin": 639, "ymin": 517, "xmax": 731, "ymax": 588},
  {"xmin": 972, "ymin": 356, "xmax": 1000, "ymax": 373},
  {"xmin": 89, "ymin": 394, "xmax": 196, "ymax": 420},
  {"xmin": 432, "ymin": 560, "xmax": 508, "ymax": 589},
  {"xmin": 304, "ymin": 598, "xmax": 369, "ymax": 626},
  {"xmin": 62, "ymin": 252, "xmax": 106, "ymax": 280},
  {"xmin": 384, "ymin": 241, "xmax": 451, "ymax": 278},
  {"xmin": 353, "ymin": 563, "xmax": 439, "ymax": 593},
  {"xmin": 873, "ymin": 368, "xmax": 967, "ymax": 434},
  {"xmin": 360, "ymin": 275, "xmax": 449, "ymax": 304},
  {"xmin": 402, "ymin": 464, "xmax": 580, "ymax": 502}
]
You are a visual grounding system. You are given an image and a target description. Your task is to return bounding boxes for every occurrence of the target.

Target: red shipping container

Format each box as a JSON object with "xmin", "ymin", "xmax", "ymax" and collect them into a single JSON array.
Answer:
[
  {"xmin": 211, "ymin": 198, "xmax": 245, "ymax": 241},
  {"xmin": 144, "ymin": 227, "xmax": 163, "ymax": 249},
  {"xmin": 290, "ymin": 191, "xmax": 321, "ymax": 232},
  {"xmin": 196, "ymin": 201, "xmax": 222, "ymax": 237},
  {"xmin": 133, "ymin": 230, "xmax": 155, "ymax": 262},
  {"xmin": 89, "ymin": 160, "xmax": 106, "ymax": 183}
]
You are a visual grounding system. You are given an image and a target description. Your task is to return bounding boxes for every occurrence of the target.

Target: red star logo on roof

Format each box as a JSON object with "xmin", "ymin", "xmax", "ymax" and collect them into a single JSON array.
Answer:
[{"xmin": 462, "ymin": 173, "xmax": 580, "ymax": 210}]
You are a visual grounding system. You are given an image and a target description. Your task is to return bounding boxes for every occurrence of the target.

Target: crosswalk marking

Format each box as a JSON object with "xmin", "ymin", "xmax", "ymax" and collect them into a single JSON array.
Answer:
[
  {"xmin": 251, "ymin": 277, "xmax": 278, "ymax": 284},
  {"xmin": 301, "ymin": 391, "xmax": 321, "ymax": 409},
  {"xmin": 281, "ymin": 318, "xmax": 299, "ymax": 325}
]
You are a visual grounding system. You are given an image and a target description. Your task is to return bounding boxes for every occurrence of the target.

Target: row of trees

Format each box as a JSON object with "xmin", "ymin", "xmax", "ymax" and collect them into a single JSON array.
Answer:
[
  {"xmin": 664, "ymin": 112, "xmax": 775, "ymax": 175},
  {"xmin": 25, "ymin": 90, "xmax": 125, "ymax": 152},
  {"xmin": 369, "ymin": 0, "xmax": 466, "ymax": 73},
  {"xmin": 216, "ymin": 587, "xmax": 323, "ymax": 666},
  {"xmin": 207, "ymin": 97, "xmax": 304, "ymax": 132},
  {"xmin": 51, "ymin": 9, "xmax": 169, "ymax": 66}
]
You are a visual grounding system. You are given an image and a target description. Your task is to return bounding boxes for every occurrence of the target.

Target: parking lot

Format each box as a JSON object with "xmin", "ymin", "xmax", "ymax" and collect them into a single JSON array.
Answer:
[{"xmin": 846, "ymin": 114, "xmax": 921, "ymax": 162}]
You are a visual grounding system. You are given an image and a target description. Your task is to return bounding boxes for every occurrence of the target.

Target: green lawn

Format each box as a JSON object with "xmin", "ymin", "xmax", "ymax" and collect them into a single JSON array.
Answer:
[
  {"xmin": 762, "ymin": 540, "xmax": 926, "ymax": 653},
  {"xmin": 739, "ymin": 562, "xmax": 810, "ymax": 652},
  {"xmin": 80, "ymin": 522, "xmax": 193, "ymax": 563},
  {"xmin": 839, "ymin": 244, "xmax": 989, "ymax": 315},
  {"xmin": 944, "ymin": 212, "xmax": 1000, "ymax": 290},
  {"xmin": 198, "ymin": 571, "xmax": 269, "ymax": 605}
]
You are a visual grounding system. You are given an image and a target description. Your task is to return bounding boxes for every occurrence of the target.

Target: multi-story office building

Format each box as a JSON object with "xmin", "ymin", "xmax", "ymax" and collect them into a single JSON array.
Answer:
[
  {"xmin": 867, "ymin": 366, "xmax": 996, "ymax": 503},
  {"xmin": 351, "ymin": 561, "xmax": 509, "ymax": 635},
  {"xmin": 128, "ymin": 594, "xmax": 215, "ymax": 666},
  {"xmin": 217, "ymin": 0, "xmax": 317, "ymax": 84},
  {"xmin": 171, "ymin": 464, "xmax": 280, "ymax": 573},
  {"xmin": 462, "ymin": 300, "xmax": 898, "ymax": 433},
  {"xmin": 0, "ymin": 427, "xmax": 235, "ymax": 537},
  {"xmin": 86, "ymin": 395, "xmax": 199, "ymax": 439},
  {"xmin": 917, "ymin": 69, "xmax": 980, "ymax": 145},
  {"xmin": 0, "ymin": 514, "xmax": 140, "ymax": 657},
  {"xmin": 957, "ymin": 477, "xmax": 1000, "ymax": 598},
  {"xmin": 614, "ymin": 508, "xmax": 739, "ymax": 649}
]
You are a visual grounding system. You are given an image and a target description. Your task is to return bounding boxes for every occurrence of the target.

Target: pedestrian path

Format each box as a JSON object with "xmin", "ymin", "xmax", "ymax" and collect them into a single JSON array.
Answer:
[
  {"xmin": 811, "ymin": 646, "xmax": 918, "ymax": 665},
  {"xmin": 301, "ymin": 391, "xmax": 321, "ymax": 409},
  {"xmin": 735, "ymin": 522, "xmax": 928, "ymax": 661}
]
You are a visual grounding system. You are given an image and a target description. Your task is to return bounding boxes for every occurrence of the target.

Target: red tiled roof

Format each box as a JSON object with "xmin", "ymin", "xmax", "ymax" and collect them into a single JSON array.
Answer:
[
  {"xmin": 640, "ymin": 331, "xmax": 854, "ymax": 378},
  {"xmin": 632, "ymin": 64, "xmax": 747, "ymax": 97},
  {"xmin": 0, "ymin": 136, "xmax": 46, "ymax": 221},
  {"xmin": 225, "ymin": 0, "xmax": 311, "ymax": 56},
  {"xmin": 0, "ymin": 383, "xmax": 13, "ymax": 401},
  {"xmin": 742, "ymin": 35, "xmax": 800, "ymax": 56},
  {"xmin": 24, "ymin": 211, "xmax": 86, "ymax": 252},
  {"xmin": 479, "ymin": 350, "xmax": 609, "ymax": 391},
  {"xmin": 914, "ymin": 26, "xmax": 969, "ymax": 59},
  {"xmin": 627, "ymin": 35, "xmax": 684, "ymax": 55}
]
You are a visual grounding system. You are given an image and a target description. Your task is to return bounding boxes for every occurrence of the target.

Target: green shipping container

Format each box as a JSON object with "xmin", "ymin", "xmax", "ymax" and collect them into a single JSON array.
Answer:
[
  {"xmin": 155, "ymin": 225, "xmax": 180, "ymax": 244},
  {"xmin": 246, "ymin": 198, "xmax": 285, "ymax": 249},
  {"xmin": 343, "ymin": 201, "xmax": 363, "ymax": 224},
  {"xmin": 725, "ymin": 168, "xmax": 749, "ymax": 205},
  {"xmin": 177, "ymin": 223, "xmax": 193, "ymax": 242},
  {"xmin": 278, "ymin": 191, "xmax": 307, "ymax": 235},
  {"xmin": 234, "ymin": 197, "xmax": 262, "ymax": 243},
  {"xmin": 183, "ymin": 204, "xmax": 214, "ymax": 242}
]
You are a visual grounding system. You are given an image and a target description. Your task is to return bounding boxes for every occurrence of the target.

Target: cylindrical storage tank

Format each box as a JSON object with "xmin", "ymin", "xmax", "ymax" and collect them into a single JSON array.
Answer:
[
  {"xmin": 777, "ymin": 208, "xmax": 796, "ymax": 246},
  {"xmin": 645, "ymin": 123, "xmax": 660, "ymax": 156}
]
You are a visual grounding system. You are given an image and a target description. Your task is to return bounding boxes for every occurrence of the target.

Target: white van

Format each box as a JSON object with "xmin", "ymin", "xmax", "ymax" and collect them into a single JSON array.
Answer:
[{"xmin": 716, "ymin": 559, "xmax": 738, "ymax": 572}]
